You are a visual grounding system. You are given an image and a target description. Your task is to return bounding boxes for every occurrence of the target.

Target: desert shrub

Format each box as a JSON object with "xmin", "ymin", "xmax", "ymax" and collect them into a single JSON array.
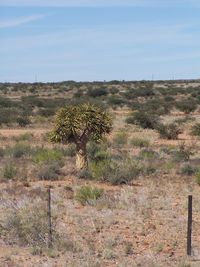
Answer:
[
  {"xmin": 63, "ymin": 144, "xmax": 76, "ymax": 157},
  {"xmin": 140, "ymin": 98, "xmax": 171, "ymax": 115},
  {"xmin": 113, "ymin": 131, "xmax": 128, "ymax": 146},
  {"xmin": 0, "ymin": 108, "xmax": 20, "ymax": 125},
  {"xmin": 38, "ymin": 108, "xmax": 55, "ymax": 117},
  {"xmin": 127, "ymin": 111, "xmax": 160, "ymax": 129},
  {"xmin": 10, "ymin": 142, "xmax": 32, "ymax": 158},
  {"xmin": 87, "ymin": 88, "xmax": 108, "ymax": 98},
  {"xmin": 130, "ymin": 137, "xmax": 150, "ymax": 148},
  {"xmin": 107, "ymin": 161, "xmax": 141, "ymax": 185},
  {"xmin": 174, "ymin": 116, "xmax": 194, "ymax": 125},
  {"xmin": 133, "ymin": 86, "xmax": 155, "ymax": 97},
  {"xmin": 91, "ymin": 159, "xmax": 141, "ymax": 185},
  {"xmin": 90, "ymin": 159, "xmax": 113, "ymax": 180},
  {"xmin": 176, "ymin": 99, "xmax": 197, "ymax": 114},
  {"xmin": 0, "ymin": 148, "xmax": 5, "ymax": 157},
  {"xmin": 75, "ymin": 186, "xmax": 104, "ymax": 205},
  {"xmin": 16, "ymin": 116, "xmax": 31, "ymax": 127},
  {"xmin": 142, "ymin": 165, "xmax": 157, "ymax": 176},
  {"xmin": 14, "ymin": 133, "xmax": 33, "ymax": 142},
  {"xmin": 108, "ymin": 95, "xmax": 126, "ymax": 107},
  {"xmin": 172, "ymin": 144, "xmax": 192, "ymax": 162},
  {"xmin": 2, "ymin": 202, "xmax": 51, "ymax": 247},
  {"xmin": 37, "ymin": 161, "xmax": 62, "ymax": 180},
  {"xmin": 77, "ymin": 169, "xmax": 93, "ymax": 180},
  {"xmin": 191, "ymin": 123, "xmax": 200, "ymax": 136},
  {"xmin": 3, "ymin": 163, "xmax": 17, "ymax": 180},
  {"xmin": 157, "ymin": 123, "xmax": 182, "ymax": 140},
  {"xmin": 125, "ymin": 116, "xmax": 136, "ymax": 124},
  {"xmin": 196, "ymin": 171, "xmax": 200, "ymax": 185},
  {"xmin": 33, "ymin": 148, "xmax": 63, "ymax": 164},
  {"xmin": 87, "ymin": 141, "xmax": 110, "ymax": 162},
  {"xmin": 139, "ymin": 148, "xmax": 159, "ymax": 160},
  {"xmin": 180, "ymin": 164, "xmax": 196, "ymax": 176}
]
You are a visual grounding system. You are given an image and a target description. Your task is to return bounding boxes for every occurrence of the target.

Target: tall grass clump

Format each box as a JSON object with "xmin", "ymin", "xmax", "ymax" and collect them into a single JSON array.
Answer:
[
  {"xmin": 33, "ymin": 148, "xmax": 63, "ymax": 164},
  {"xmin": 191, "ymin": 123, "xmax": 200, "ymax": 136},
  {"xmin": 3, "ymin": 163, "xmax": 17, "ymax": 180},
  {"xmin": 75, "ymin": 186, "xmax": 104, "ymax": 205},
  {"xmin": 157, "ymin": 123, "xmax": 182, "ymax": 140},
  {"xmin": 130, "ymin": 137, "xmax": 150, "ymax": 148},
  {"xmin": 113, "ymin": 131, "xmax": 128, "ymax": 146}
]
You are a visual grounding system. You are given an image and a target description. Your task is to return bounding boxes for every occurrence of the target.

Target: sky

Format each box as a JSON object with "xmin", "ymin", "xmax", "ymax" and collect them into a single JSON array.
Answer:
[{"xmin": 1, "ymin": 0, "xmax": 200, "ymax": 82}]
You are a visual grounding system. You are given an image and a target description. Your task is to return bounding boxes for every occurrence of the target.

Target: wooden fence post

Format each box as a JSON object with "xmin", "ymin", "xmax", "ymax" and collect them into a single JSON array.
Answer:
[
  {"xmin": 47, "ymin": 187, "xmax": 52, "ymax": 248},
  {"xmin": 187, "ymin": 195, "xmax": 192, "ymax": 256}
]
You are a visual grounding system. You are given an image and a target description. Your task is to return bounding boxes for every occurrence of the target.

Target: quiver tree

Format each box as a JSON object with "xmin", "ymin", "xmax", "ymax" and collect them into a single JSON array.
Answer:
[{"xmin": 50, "ymin": 103, "xmax": 112, "ymax": 170}]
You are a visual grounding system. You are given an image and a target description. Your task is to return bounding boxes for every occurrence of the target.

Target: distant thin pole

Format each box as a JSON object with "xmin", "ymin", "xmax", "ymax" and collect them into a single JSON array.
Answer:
[
  {"xmin": 187, "ymin": 195, "xmax": 192, "ymax": 256},
  {"xmin": 47, "ymin": 187, "xmax": 53, "ymax": 248}
]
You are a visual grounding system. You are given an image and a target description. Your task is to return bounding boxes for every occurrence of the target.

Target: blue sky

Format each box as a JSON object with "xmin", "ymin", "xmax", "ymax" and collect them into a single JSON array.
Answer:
[{"xmin": 1, "ymin": 0, "xmax": 200, "ymax": 82}]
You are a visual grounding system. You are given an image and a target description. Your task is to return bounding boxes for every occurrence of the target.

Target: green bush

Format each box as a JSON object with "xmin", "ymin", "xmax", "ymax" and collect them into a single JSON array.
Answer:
[
  {"xmin": 139, "ymin": 148, "xmax": 159, "ymax": 160},
  {"xmin": 91, "ymin": 159, "xmax": 141, "ymax": 185},
  {"xmin": 75, "ymin": 186, "xmax": 104, "ymax": 205},
  {"xmin": 33, "ymin": 148, "xmax": 63, "ymax": 164},
  {"xmin": 113, "ymin": 131, "xmax": 128, "ymax": 146},
  {"xmin": 37, "ymin": 161, "xmax": 62, "ymax": 180},
  {"xmin": 2, "ymin": 203, "xmax": 50, "ymax": 247},
  {"xmin": 87, "ymin": 141, "xmax": 110, "ymax": 162},
  {"xmin": 191, "ymin": 123, "xmax": 200, "ymax": 136},
  {"xmin": 10, "ymin": 142, "xmax": 32, "ymax": 158},
  {"xmin": 157, "ymin": 123, "xmax": 182, "ymax": 140},
  {"xmin": 127, "ymin": 111, "xmax": 160, "ymax": 129},
  {"xmin": 172, "ymin": 144, "xmax": 192, "ymax": 162},
  {"xmin": 130, "ymin": 137, "xmax": 150, "ymax": 148},
  {"xmin": 180, "ymin": 164, "xmax": 196, "ymax": 176},
  {"xmin": 16, "ymin": 116, "xmax": 31, "ymax": 127},
  {"xmin": 176, "ymin": 99, "xmax": 197, "ymax": 114},
  {"xmin": 77, "ymin": 169, "xmax": 93, "ymax": 180},
  {"xmin": 3, "ymin": 163, "xmax": 17, "ymax": 180},
  {"xmin": 87, "ymin": 88, "xmax": 108, "ymax": 98},
  {"xmin": 196, "ymin": 171, "xmax": 200, "ymax": 185},
  {"xmin": 63, "ymin": 144, "xmax": 76, "ymax": 157},
  {"xmin": 0, "ymin": 148, "xmax": 5, "ymax": 157},
  {"xmin": 14, "ymin": 133, "xmax": 33, "ymax": 142}
]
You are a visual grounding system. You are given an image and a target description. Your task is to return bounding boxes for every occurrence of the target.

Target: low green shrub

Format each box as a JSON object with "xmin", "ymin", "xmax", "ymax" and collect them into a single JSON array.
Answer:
[
  {"xmin": 157, "ymin": 123, "xmax": 182, "ymax": 140},
  {"xmin": 130, "ymin": 137, "xmax": 150, "ymax": 148},
  {"xmin": 0, "ymin": 148, "xmax": 5, "ymax": 157},
  {"xmin": 75, "ymin": 186, "xmax": 104, "ymax": 205},
  {"xmin": 176, "ymin": 98, "xmax": 197, "ymax": 114},
  {"xmin": 33, "ymin": 148, "xmax": 63, "ymax": 163},
  {"xmin": 2, "ymin": 202, "xmax": 50, "ymax": 247},
  {"xmin": 107, "ymin": 161, "xmax": 141, "ymax": 185},
  {"xmin": 3, "ymin": 163, "xmax": 17, "ymax": 180},
  {"xmin": 63, "ymin": 144, "xmax": 76, "ymax": 157},
  {"xmin": 91, "ymin": 159, "xmax": 141, "ymax": 185},
  {"xmin": 172, "ymin": 144, "xmax": 193, "ymax": 162},
  {"xmin": 191, "ymin": 123, "xmax": 200, "ymax": 136},
  {"xmin": 113, "ymin": 131, "xmax": 128, "ymax": 146},
  {"xmin": 14, "ymin": 133, "xmax": 33, "ymax": 142},
  {"xmin": 77, "ymin": 169, "xmax": 93, "ymax": 180},
  {"xmin": 139, "ymin": 149, "xmax": 159, "ymax": 160},
  {"xmin": 196, "ymin": 171, "xmax": 200, "ymax": 185},
  {"xmin": 126, "ymin": 111, "xmax": 160, "ymax": 129},
  {"xmin": 37, "ymin": 161, "xmax": 62, "ymax": 180},
  {"xmin": 16, "ymin": 116, "xmax": 31, "ymax": 127},
  {"xmin": 180, "ymin": 164, "xmax": 196, "ymax": 176},
  {"xmin": 87, "ymin": 141, "xmax": 110, "ymax": 162},
  {"xmin": 10, "ymin": 142, "xmax": 32, "ymax": 158}
]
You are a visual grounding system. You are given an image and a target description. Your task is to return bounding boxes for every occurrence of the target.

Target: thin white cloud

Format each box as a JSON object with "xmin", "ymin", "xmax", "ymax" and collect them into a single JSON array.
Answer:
[
  {"xmin": 0, "ymin": 0, "xmax": 182, "ymax": 7},
  {"xmin": 0, "ymin": 14, "xmax": 45, "ymax": 29}
]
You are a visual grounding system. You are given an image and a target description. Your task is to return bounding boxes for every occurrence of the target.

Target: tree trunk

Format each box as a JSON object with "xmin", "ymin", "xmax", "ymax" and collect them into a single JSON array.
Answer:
[{"xmin": 76, "ymin": 142, "xmax": 88, "ymax": 171}]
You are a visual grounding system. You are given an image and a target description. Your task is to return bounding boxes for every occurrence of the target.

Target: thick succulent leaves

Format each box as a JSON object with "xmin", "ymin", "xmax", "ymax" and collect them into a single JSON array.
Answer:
[{"xmin": 50, "ymin": 103, "xmax": 112, "ymax": 145}]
